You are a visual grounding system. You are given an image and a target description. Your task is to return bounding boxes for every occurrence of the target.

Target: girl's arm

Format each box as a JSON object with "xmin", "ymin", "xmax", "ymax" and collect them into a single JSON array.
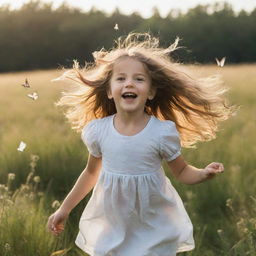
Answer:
[
  {"xmin": 167, "ymin": 155, "xmax": 224, "ymax": 185},
  {"xmin": 47, "ymin": 153, "xmax": 102, "ymax": 235}
]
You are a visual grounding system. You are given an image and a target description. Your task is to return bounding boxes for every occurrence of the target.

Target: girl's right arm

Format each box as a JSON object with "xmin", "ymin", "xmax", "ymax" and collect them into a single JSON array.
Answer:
[{"xmin": 47, "ymin": 153, "xmax": 102, "ymax": 235}]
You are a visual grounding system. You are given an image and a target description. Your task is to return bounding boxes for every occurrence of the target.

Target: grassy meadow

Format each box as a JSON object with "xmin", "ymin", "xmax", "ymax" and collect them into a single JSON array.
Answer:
[{"xmin": 0, "ymin": 64, "xmax": 255, "ymax": 256}]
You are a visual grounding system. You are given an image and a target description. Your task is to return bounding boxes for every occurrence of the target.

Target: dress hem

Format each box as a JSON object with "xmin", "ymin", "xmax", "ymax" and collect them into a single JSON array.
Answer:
[
  {"xmin": 176, "ymin": 244, "xmax": 195, "ymax": 253},
  {"xmin": 75, "ymin": 241, "xmax": 195, "ymax": 256},
  {"xmin": 75, "ymin": 241, "xmax": 96, "ymax": 256}
]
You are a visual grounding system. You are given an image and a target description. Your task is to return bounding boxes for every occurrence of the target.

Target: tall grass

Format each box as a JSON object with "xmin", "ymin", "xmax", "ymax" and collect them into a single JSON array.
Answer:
[
  {"xmin": 0, "ymin": 154, "xmax": 89, "ymax": 256},
  {"xmin": 0, "ymin": 65, "xmax": 255, "ymax": 255}
]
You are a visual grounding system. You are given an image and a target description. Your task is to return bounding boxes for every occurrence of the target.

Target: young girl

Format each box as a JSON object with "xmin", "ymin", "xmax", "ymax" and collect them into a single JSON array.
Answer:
[{"xmin": 47, "ymin": 33, "xmax": 235, "ymax": 256}]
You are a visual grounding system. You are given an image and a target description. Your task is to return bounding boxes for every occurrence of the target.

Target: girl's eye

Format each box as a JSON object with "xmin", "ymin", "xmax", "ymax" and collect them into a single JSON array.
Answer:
[
  {"xmin": 137, "ymin": 77, "xmax": 145, "ymax": 81},
  {"xmin": 117, "ymin": 77, "xmax": 125, "ymax": 81}
]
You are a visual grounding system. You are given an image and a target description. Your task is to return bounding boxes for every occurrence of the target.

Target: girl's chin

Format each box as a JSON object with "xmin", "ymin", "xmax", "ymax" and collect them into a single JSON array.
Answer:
[
  {"xmin": 120, "ymin": 106, "xmax": 144, "ymax": 114},
  {"xmin": 121, "ymin": 97, "xmax": 137, "ymax": 104}
]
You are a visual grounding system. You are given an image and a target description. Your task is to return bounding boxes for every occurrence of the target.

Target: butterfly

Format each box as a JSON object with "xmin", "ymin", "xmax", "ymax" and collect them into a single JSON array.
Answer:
[
  {"xmin": 215, "ymin": 57, "xmax": 226, "ymax": 67},
  {"xmin": 17, "ymin": 141, "xmax": 26, "ymax": 152},
  {"xmin": 27, "ymin": 92, "xmax": 38, "ymax": 100},
  {"xmin": 114, "ymin": 23, "xmax": 119, "ymax": 30},
  {"xmin": 21, "ymin": 78, "xmax": 30, "ymax": 88}
]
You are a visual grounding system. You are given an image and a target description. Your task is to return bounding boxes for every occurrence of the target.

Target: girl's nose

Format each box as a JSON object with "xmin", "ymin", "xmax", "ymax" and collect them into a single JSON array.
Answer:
[{"xmin": 125, "ymin": 80, "xmax": 134, "ymax": 87}]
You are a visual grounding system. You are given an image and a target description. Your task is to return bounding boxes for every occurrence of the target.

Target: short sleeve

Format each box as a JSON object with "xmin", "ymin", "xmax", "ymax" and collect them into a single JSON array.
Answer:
[
  {"xmin": 81, "ymin": 120, "xmax": 102, "ymax": 158},
  {"xmin": 160, "ymin": 121, "xmax": 181, "ymax": 162}
]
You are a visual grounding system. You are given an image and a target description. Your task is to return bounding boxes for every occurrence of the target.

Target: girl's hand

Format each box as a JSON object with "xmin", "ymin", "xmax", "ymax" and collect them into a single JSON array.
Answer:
[
  {"xmin": 201, "ymin": 162, "xmax": 224, "ymax": 181},
  {"xmin": 47, "ymin": 208, "xmax": 69, "ymax": 236}
]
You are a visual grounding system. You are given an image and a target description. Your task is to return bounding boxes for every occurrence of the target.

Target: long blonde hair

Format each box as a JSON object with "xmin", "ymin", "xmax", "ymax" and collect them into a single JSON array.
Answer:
[{"xmin": 54, "ymin": 32, "xmax": 237, "ymax": 148}]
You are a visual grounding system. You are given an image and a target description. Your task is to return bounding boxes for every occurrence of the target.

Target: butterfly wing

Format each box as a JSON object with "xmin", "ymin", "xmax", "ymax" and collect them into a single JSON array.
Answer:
[
  {"xmin": 215, "ymin": 58, "xmax": 220, "ymax": 66},
  {"xmin": 27, "ymin": 92, "xmax": 38, "ymax": 100},
  {"xmin": 220, "ymin": 57, "xmax": 226, "ymax": 67},
  {"xmin": 17, "ymin": 141, "xmax": 26, "ymax": 151},
  {"xmin": 114, "ymin": 23, "xmax": 119, "ymax": 30}
]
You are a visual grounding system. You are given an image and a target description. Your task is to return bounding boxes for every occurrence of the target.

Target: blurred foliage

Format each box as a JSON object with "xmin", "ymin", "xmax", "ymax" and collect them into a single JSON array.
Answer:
[{"xmin": 0, "ymin": 1, "xmax": 256, "ymax": 72}]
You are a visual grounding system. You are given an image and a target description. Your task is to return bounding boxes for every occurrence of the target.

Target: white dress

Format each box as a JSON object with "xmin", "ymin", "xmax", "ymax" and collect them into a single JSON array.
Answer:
[{"xmin": 75, "ymin": 114, "xmax": 195, "ymax": 256}]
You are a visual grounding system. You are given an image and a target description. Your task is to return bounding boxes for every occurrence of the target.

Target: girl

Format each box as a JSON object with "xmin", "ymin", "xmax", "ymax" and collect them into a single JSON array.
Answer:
[{"xmin": 47, "ymin": 33, "xmax": 235, "ymax": 256}]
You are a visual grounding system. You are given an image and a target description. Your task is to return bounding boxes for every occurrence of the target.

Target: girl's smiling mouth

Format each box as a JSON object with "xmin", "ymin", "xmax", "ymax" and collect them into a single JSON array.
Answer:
[{"xmin": 121, "ymin": 92, "xmax": 138, "ymax": 99}]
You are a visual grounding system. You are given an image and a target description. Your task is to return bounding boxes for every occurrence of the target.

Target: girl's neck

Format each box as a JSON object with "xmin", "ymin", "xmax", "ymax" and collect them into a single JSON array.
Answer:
[
  {"xmin": 113, "ymin": 112, "xmax": 152, "ymax": 136},
  {"xmin": 114, "ymin": 111, "xmax": 150, "ymax": 125}
]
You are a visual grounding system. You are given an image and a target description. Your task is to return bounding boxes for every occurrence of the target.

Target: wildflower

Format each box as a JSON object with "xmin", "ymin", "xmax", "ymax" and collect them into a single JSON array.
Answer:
[
  {"xmin": 236, "ymin": 218, "xmax": 248, "ymax": 234},
  {"xmin": 217, "ymin": 229, "xmax": 223, "ymax": 235},
  {"xmin": 243, "ymin": 228, "xmax": 249, "ymax": 234},
  {"xmin": 226, "ymin": 198, "xmax": 233, "ymax": 211},
  {"xmin": 33, "ymin": 176, "xmax": 40, "ymax": 183},
  {"xmin": 0, "ymin": 184, "xmax": 7, "ymax": 192},
  {"xmin": 7, "ymin": 173, "xmax": 16, "ymax": 191},
  {"xmin": 52, "ymin": 200, "xmax": 61, "ymax": 209},
  {"xmin": 4, "ymin": 243, "xmax": 11, "ymax": 251},
  {"xmin": 30, "ymin": 154, "xmax": 40, "ymax": 162},
  {"xmin": 8, "ymin": 173, "xmax": 16, "ymax": 181}
]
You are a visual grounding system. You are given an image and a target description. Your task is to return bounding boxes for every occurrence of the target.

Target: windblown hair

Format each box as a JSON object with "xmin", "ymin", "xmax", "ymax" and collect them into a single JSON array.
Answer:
[{"xmin": 54, "ymin": 32, "xmax": 237, "ymax": 148}]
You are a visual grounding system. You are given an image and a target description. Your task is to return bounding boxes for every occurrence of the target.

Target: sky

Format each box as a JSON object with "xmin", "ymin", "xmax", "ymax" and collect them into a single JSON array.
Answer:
[{"xmin": 0, "ymin": 0, "xmax": 255, "ymax": 18}]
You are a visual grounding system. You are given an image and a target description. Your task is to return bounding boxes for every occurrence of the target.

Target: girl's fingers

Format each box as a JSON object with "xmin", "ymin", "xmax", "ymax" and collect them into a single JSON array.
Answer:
[
  {"xmin": 210, "ymin": 168, "xmax": 222, "ymax": 173},
  {"xmin": 211, "ymin": 162, "xmax": 221, "ymax": 168},
  {"xmin": 206, "ymin": 167, "xmax": 224, "ymax": 176},
  {"xmin": 47, "ymin": 216, "xmax": 54, "ymax": 232},
  {"xmin": 47, "ymin": 216, "xmax": 59, "ymax": 234},
  {"xmin": 209, "ymin": 162, "xmax": 224, "ymax": 172},
  {"xmin": 202, "ymin": 162, "xmax": 224, "ymax": 181},
  {"xmin": 215, "ymin": 163, "xmax": 224, "ymax": 172},
  {"xmin": 49, "ymin": 219, "xmax": 65, "ymax": 235},
  {"xmin": 52, "ymin": 225, "xmax": 64, "ymax": 235}
]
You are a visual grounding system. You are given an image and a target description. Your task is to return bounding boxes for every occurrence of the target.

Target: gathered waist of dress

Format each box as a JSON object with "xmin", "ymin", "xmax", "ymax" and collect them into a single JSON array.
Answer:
[{"xmin": 101, "ymin": 166, "xmax": 165, "ymax": 176}]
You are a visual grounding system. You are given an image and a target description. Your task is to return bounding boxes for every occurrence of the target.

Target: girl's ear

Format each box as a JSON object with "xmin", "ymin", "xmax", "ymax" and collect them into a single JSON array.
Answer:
[
  {"xmin": 148, "ymin": 87, "xmax": 157, "ymax": 100},
  {"xmin": 107, "ymin": 89, "xmax": 113, "ymax": 99}
]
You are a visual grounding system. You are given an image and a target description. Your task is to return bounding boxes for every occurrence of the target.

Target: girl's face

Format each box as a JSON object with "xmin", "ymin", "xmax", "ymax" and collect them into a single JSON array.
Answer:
[{"xmin": 108, "ymin": 57, "xmax": 156, "ymax": 115}]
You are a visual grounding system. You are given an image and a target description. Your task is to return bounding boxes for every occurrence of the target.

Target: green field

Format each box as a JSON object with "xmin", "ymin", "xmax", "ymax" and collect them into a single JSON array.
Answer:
[{"xmin": 0, "ymin": 65, "xmax": 255, "ymax": 256}]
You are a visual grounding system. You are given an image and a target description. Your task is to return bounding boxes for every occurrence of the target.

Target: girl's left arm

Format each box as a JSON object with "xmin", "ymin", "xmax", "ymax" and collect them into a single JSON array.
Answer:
[{"xmin": 167, "ymin": 155, "xmax": 224, "ymax": 185}]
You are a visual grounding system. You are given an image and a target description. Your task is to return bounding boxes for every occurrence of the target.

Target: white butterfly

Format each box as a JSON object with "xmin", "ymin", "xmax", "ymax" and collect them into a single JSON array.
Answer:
[
  {"xmin": 21, "ymin": 78, "xmax": 30, "ymax": 88},
  {"xmin": 27, "ymin": 92, "xmax": 38, "ymax": 100},
  {"xmin": 17, "ymin": 141, "xmax": 26, "ymax": 152},
  {"xmin": 215, "ymin": 57, "xmax": 226, "ymax": 67},
  {"xmin": 114, "ymin": 23, "xmax": 119, "ymax": 30}
]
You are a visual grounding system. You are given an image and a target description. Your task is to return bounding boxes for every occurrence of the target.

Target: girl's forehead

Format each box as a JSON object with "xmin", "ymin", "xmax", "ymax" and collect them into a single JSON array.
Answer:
[{"xmin": 112, "ymin": 57, "xmax": 148, "ymax": 74}]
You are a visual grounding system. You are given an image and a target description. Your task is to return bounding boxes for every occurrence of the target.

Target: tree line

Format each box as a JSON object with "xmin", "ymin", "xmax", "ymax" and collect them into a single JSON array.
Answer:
[{"xmin": 0, "ymin": 1, "xmax": 256, "ymax": 72}]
